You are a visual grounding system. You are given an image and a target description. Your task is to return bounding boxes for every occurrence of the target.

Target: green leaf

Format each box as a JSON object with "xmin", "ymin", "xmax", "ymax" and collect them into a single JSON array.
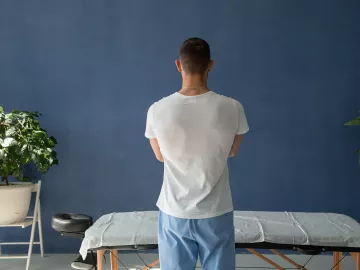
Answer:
[
  {"xmin": 21, "ymin": 144, "xmax": 27, "ymax": 152},
  {"xmin": 0, "ymin": 106, "xmax": 3, "ymax": 112},
  {"xmin": 49, "ymin": 136, "xmax": 57, "ymax": 144},
  {"xmin": 20, "ymin": 144, "xmax": 31, "ymax": 163},
  {"xmin": 5, "ymin": 127, "xmax": 17, "ymax": 137},
  {"xmin": 0, "ymin": 108, "xmax": 58, "ymax": 179},
  {"xmin": 33, "ymin": 111, "xmax": 42, "ymax": 117},
  {"xmin": 2, "ymin": 138, "xmax": 16, "ymax": 147},
  {"xmin": 345, "ymin": 116, "xmax": 360, "ymax": 126},
  {"xmin": 32, "ymin": 120, "xmax": 40, "ymax": 129},
  {"xmin": 12, "ymin": 167, "xmax": 29, "ymax": 182},
  {"xmin": 0, "ymin": 125, "xmax": 5, "ymax": 136}
]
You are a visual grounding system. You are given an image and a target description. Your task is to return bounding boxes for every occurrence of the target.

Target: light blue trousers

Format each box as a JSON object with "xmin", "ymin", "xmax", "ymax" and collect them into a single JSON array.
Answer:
[{"xmin": 158, "ymin": 211, "xmax": 235, "ymax": 270}]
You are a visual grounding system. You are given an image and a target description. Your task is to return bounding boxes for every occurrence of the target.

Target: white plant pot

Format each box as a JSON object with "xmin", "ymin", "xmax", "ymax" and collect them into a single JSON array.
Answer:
[{"xmin": 0, "ymin": 182, "xmax": 33, "ymax": 225}]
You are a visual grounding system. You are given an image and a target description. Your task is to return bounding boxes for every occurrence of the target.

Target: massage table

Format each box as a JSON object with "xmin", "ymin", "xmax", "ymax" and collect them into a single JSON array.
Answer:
[{"xmin": 76, "ymin": 211, "xmax": 360, "ymax": 270}]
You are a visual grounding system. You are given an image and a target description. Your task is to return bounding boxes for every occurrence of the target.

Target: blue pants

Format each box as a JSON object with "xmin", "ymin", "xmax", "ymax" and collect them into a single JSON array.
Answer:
[{"xmin": 158, "ymin": 211, "xmax": 235, "ymax": 270}]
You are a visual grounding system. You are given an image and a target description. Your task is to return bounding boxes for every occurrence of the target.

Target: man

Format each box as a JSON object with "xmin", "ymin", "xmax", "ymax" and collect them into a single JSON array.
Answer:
[{"xmin": 145, "ymin": 37, "xmax": 249, "ymax": 270}]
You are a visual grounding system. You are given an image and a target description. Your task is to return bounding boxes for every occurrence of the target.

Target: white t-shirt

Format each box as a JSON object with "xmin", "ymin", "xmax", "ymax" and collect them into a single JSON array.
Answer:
[{"xmin": 145, "ymin": 91, "xmax": 249, "ymax": 219}]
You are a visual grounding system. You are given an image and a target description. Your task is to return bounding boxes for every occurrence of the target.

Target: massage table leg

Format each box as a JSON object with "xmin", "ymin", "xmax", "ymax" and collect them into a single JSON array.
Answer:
[
  {"xmin": 97, "ymin": 250, "xmax": 106, "ymax": 270},
  {"xmin": 247, "ymin": 248, "xmax": 285, "ymax": 270},
  {"xmin": 110, "ymin": 249, "xmax": 119, "ymax": 270},
  {"xmin": 141, "ymin": 259, "xmax": 160, "ymax": 270},
  {"xmin": 96, "ymin": 249, "xmax": 158, "ymax": 270},
  {"xmin": 270, "ymin": 249, "xmax": 307, "ymax": 270},
  {"xmin": 333, "ymin": 252, "xmax": 342, "ymax": 270},
  {"xmin": 351, "ymin": 253, "xmax": 360, "ymax": 270}
]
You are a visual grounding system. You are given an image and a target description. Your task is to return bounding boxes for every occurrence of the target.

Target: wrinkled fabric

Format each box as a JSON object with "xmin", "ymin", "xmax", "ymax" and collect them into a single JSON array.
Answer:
[
  {"xmin": 80, "ymin": 211, "xmax": 360, "ymax": 259},
  {"xmin": 158, "ymin": 211, "xmax": 235, "ymax": 270}
]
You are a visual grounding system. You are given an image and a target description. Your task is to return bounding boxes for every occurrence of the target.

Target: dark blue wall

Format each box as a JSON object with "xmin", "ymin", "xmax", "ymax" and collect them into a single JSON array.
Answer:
[{"xmin": 0, "ymin": 0, "xmax": 359, "ymax": 254}]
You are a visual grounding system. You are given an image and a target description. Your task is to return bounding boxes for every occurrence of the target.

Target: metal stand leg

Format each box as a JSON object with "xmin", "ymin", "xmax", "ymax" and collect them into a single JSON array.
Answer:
[
  {"xmin": 38, "ymin": 201, "xmax": 44, "ymax": 257},
  {"xmin": 25, "ymin": 184, "xmax": 41, "ymax": 270}
]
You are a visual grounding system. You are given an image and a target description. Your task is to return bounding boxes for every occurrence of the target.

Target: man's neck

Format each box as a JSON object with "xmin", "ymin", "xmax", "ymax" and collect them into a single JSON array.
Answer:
[{"xmin": 179, "ymin": 74, "xmax": 209, "ymax": 96}]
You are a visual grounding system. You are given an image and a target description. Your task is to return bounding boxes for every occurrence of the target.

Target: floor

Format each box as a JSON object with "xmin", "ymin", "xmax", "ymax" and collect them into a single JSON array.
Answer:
[{"xmin": 0, "ymin": 253, "xmax": 358, "ymax": 270}]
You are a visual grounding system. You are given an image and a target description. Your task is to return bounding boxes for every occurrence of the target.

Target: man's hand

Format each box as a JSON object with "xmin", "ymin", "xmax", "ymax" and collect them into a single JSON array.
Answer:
[
  {"xmin": 149, "ymin": 138, "xmax": 164, "ymax": 162},
  {"xmin": 229, "ymin": 135, "xmax": 244, "ymax": 157}
]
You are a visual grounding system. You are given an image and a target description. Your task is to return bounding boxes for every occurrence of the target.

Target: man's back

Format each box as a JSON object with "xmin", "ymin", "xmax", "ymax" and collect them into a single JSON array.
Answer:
[
  {"xmin": 145, "ymin": 91, "xmax": 249, "ymax": 219},
  {"xmin": 146, "ymin": 37, "xmax": 248, "ymax": 270}
]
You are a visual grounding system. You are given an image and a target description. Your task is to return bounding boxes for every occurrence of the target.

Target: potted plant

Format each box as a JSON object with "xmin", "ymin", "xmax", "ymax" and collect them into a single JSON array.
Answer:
[
  {"xmin": 345, "ymin": 111, "xmax": 360, "ymax": 165},
  {"xmin": 0, "ymin": 106, "xmax": 58, "ymax": 225}
]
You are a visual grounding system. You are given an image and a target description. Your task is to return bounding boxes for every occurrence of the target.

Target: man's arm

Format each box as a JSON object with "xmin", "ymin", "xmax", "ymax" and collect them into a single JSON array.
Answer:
[
  {"xmin": 229, "ymin": 99, "xmax": 249, "ymax": 157},
  {"xmin": 229, "ymin": 134, "xmax": 244, "ymax": 157},
  {"xmin": 149, "ymin": 138, "xmax": 164, "ymax": 162},
  {"xmin": 145, "ymin": 104, "xmax": 163, "ymax": 162}
]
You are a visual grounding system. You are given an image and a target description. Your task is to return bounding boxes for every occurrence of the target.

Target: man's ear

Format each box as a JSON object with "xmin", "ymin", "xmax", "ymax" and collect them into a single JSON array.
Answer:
[
  {"xmin": 175, "ymin": 59, "xmax": 182, "ymax": 72},
  {"xmin": 208, "ymin": 60, "xmax": 214, "ymax": 72}
]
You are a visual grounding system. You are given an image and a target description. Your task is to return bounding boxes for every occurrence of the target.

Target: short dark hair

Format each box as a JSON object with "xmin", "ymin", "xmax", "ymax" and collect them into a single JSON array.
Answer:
[{"xmin": 179, "ymin": 37, "xmax": 211, "ymax": 74}]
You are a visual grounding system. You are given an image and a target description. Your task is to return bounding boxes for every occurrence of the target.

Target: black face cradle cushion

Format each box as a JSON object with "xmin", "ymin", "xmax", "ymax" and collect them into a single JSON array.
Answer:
[{"xmin": 52, "ymin": 213, "xmax": 93, "ymax": 233}]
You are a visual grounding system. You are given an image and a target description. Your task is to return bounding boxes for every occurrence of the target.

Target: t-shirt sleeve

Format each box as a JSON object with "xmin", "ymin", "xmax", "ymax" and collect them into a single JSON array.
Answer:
[
  {"xmin": 145, "ymin": 104, "xmax": 156, "ymax": 139},
  {"xmin": 234, "ymin": 100, "xmax": 249, "ymax": 135}
]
